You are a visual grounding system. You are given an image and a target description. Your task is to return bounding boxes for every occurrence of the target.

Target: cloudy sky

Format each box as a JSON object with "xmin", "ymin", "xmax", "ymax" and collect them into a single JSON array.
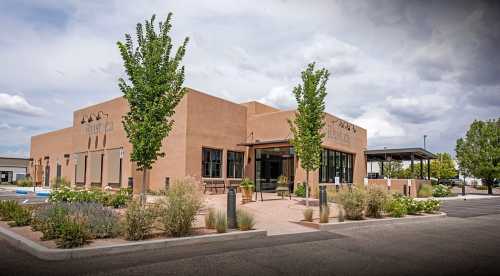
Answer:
[{"xmin": 0, "ymin": 0, "xmax": 499, "ymax": 157}]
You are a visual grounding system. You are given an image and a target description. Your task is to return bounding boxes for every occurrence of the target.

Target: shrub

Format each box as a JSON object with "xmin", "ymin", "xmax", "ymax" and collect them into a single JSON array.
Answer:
[
  {"xmin": 295, "ymin": 183, "xmax": 307, "ymax": 198},
  {"xmin": 16, "ymin": 177, "xmax": 33, "ymax": 187},
  {"xmin": 109, "ymin": 189, "xmax": 132, "ymax": 208},
  {"xmin": 65, "ymin": 202, "xmax": 121, "ymax": 239},
  {"xmin": 205, "ymin": 208, "xmax": 216, "ymax": 229},
  {"xmin": 365, "ymin": 186, "xmax": 390, "ymax": 218},
  {"xmin": 50, "ymin": 177, "xmax": 70, "ymax": 189},
  {"xmin": 158, "ymin": 178, "xmax": 203, "ymax": 237},
  {"xmin": 240, "ymin": 178, "xmax": 255, "ymax": 190},
  {"xmin": 418, "ymin": 183, "xmax": 433, "ymax": 198},
  {"xmin": 124, "ymin": 200, "xmax": 156, "ymax": 241},
  {"xmin": 404, "ymin": 197, "xmax": 424, "ymax": 215},
  {"xmin": 303, "ymin": 208, "xmax": 313, "ymax": 222},
  {"xmin": 422, "ymin": 199, "xmax": 441, "ymax": 213},
  {"xmin": 34, "ymin": 204, "xmax": 70, "ymax": 240},
  {"xmin": 0, "ymin": 200, "xmax": 20, "ymax": 221},
  {"xmin": 319, "ymin": 207, "xmax": 330, "ymax": 223},
  {"xmin": 8, "ymin": 206, "xmax": 32, "ymax": 227},
  {"xmin": 56, "ymin": 215, "xmax": 91, "ymax": 248},
  {"xmin": 237, "ymin": 209, "xmax": 255, "ymax": 231},
  {"xmin": 385, "ymin": 195, "xmax": 407, "ymax": 217},
  {"xmin": 433, "ymin": 184, "xmax": 451, "ymax": 197},
  {"xmin": 335, "ymin": 188, "xmax": 366, "ymax": 220},
  {"xmin": 215, "ymin": 210, "xmax": 227, "ymax": 233}
]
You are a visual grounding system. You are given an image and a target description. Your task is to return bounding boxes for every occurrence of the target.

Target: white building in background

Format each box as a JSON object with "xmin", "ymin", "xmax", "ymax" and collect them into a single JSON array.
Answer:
[
  {"xmin": 453, "ymin": 158, "xmax": 483, "ymax": 186},
  {"xmin": 0, "ymin": 157, "xmax": 30, "ymax": 184}
]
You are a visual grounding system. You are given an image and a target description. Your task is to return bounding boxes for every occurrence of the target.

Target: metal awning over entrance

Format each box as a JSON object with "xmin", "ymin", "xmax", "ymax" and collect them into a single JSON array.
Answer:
[
  {"xmin": 365, "ymin": 148, "xmax": 437, "ymax": 161},
  {"xmin": 365, "ymin": 148, "xmax": 437, "ymax": 180}
]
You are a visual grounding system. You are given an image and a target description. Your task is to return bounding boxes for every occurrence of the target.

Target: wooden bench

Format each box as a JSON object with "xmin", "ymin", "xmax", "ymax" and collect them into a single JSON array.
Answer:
[
  {"xmin": 227, "ymin": 179, "xmax": 242, "ymax": 192},
  {"xmin": 203, "ymin": 179, "xmax": 226, "ymax": 194}
]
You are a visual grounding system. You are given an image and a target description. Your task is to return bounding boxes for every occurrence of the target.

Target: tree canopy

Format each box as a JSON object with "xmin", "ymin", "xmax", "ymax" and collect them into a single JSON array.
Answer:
[
  {"xmin": 117, "ymin": 13, "xmax": 188, "ymax": 200},
  {"xmin": 456, "ymin": 118, "xmax": 500, "ymax": 193},
  {"xmin": 288, "ymin": 62, "xmax": 329, "ymax": 206}
]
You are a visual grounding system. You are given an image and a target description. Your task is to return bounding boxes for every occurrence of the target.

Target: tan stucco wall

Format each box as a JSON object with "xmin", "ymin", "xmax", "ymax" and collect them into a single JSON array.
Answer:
[
  {"xmin": 30, "ymin": 127, "xmax": 73, "ymax": 185},
  {"xmin": 29, "ymin": 87, "xmax": 368, "ymax": 193}
]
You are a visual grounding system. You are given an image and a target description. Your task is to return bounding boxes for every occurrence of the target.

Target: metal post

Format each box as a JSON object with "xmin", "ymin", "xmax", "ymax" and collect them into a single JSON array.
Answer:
[
  {"xmin": 128, "ymin": 177, "xmax": 134, "ymax": 190},
  {"xmin": 164, "ymin": 177, "xmax": 170, "ymax": 191},
  {"xmin": 462, "ymin": 185, "xmax": 466, "ymax": 196},
  {"xmin": 227, "ymin": 187, "xmax": 237, "ymax": 229},
  {"xmin": 319, "ymin": 185, "xmax": 327, "ymax": 213},
  {"xmin": 403, "ymin": 184, "xmax": 407, "ymax": 196}
]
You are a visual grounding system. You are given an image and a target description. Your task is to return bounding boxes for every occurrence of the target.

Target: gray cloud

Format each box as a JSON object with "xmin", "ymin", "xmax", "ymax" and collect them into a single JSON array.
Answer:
[{"xmin": 0, "ymin": 0, "xmax": 499, "ymax": 157}]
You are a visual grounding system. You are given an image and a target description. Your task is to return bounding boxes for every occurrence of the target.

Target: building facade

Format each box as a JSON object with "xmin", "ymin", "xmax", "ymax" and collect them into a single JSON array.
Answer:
[
  {"xmin": 0, "ymin": 157, "xmax": 30, "ymax": 184},
  {"xmin": 30, "ymin": 88, "xmax": 367, "ymax": 193}
]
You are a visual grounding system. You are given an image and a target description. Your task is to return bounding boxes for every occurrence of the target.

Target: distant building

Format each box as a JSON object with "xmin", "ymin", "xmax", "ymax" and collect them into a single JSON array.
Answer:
[{"xmin": 0, "ymin": 157, "xmax": 30, "ymax": 184}]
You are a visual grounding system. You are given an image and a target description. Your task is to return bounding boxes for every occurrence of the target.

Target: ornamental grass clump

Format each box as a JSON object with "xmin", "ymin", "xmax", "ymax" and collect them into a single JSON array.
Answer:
[
  {"xmin": 8, "ymin": 206, "xmax": 32, "ymax": 227},
  {"xmin": 158, "ymin": 178, "xmax": 203, "ymax": 237},
  {"xmin": 0, "ymin": 200, "xmax": 20, "ymax": 221},
  {"xmin": 215, "ymin": 210, "xmax": 227, "ymax": 233},
  {"xmin": 55, "ymin": 215, "xmax": 91, "ymax": 249},
  {"xmin": 319, "ymin": 207, "xmax": 330, "ymax": 223},
  {"xmin": 237, "ymin": 209, "xmax": 255, "ymax": 231},
  {"xmin": 205, "ymin": 208, "xmax": 216, "ymax": 229},
  {"xmin": 303, "ymin": 208, "xmax": 313, "ymax": 222},
  {"xmin": 365, "ymin": 186, "xmax": 390, "ymax": 218},
  {"xmin": 418, "ymin": 183, "xmax": 433, "ymax": 198},
  {"xmin": 124, "ymin": 200, "xmax": 156, "ymax": 241},
  {"xmin": 335, "ymin": 187, "xmax": 367, "ymax": 220}
]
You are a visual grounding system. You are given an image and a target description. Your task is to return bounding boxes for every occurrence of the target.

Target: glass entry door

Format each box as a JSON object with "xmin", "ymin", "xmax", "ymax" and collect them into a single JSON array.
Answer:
[{"xmin": 255, "ymin": 147, "xmax": 294, "ymax": 192}]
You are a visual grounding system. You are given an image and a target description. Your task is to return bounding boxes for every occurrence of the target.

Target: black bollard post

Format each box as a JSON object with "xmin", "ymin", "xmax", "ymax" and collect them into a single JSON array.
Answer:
[
  {"xmin": 165, "ymin": 177, "xmax": 170, "ymax": 191},
  {"xmin": 403, "ymin": 184, "xmax": 407, "ymax": 196},
  {"xmin": 227, "ymin": 187, "xmax": 237, "ymax": 229},
  {"xmin": 128, "ymin": 177, "xmax": 134, "ymax": 190},
  {"xmin": 319, "ymin": 185, "xmax": 327, "ymax": 213},
  {"xmin": 462, "ymin": 185, "xmax": 466, "ymax": 196}
]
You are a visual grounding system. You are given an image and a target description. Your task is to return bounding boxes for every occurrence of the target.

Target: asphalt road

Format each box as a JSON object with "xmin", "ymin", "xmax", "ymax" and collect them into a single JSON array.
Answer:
[{"xmin": 1, "ymin": 198, "xmax": 500, "ymax": 276}]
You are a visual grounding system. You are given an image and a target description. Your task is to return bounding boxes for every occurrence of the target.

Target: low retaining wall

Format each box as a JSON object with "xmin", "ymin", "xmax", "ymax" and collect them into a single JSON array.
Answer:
[
  {"xmin": 367, "ymin": 179, "xmax": 430, "ymax": 197},
  {"xmin": 0, "ymin": 226, "xmax": 267, "ymax": 261}
]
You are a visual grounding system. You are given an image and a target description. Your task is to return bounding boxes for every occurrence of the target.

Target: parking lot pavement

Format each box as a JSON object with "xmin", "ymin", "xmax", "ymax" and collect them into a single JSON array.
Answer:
[{"xmin": 441, "ymin": 197, "xmax": 500, "ymax": 218}]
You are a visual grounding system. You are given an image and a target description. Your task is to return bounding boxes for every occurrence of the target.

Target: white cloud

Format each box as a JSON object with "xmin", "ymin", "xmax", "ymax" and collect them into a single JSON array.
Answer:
[
  {"xmin": 0, "ymin": 93, "xmax": 47, "ymax": 117},
  {"xmin": 259, "ymin": 86, "xmax": 296, "ymax": 110},
  {"xmin": 354, "ymin": 109, "xmax": 405, "ymax": 139}
]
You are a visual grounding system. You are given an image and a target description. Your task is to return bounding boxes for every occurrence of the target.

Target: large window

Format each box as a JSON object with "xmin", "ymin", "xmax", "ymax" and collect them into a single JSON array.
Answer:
[
  {"xmin": 319, "ymin": 148, "xmax": 354, "ymax": 183},
  {"xmin": 227, "ymin": 151, "xmax": 244, "ymax": 178},
  {"xmin": 202, "ymin": 148, "xmax": 222, "ymax": 178}
]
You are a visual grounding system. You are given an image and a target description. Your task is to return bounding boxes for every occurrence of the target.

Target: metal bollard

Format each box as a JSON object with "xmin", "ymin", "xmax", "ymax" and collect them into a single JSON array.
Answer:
[
  {"xmin": 227, "ymin": 187, "xmax": 237, "ymax": 229},
  {"xmin": 165, "ymin": 177, "xmax": 170, "ymax": 191},
  {"xmin": 335, "ymin": 184, "xmax": 340, "ymax": 193},
  {"xmin": 128, "ymin": 177, "xmax": 134, "ymax": 189},
  {"xmin": 319, "ymin": 186, "xmax": 327, "ymax": 213},
  {"xmin": 403, "ymin": 184, "xmax": 407, "ymax": 196},
  {"xmin": 462, "ymin": 185, "xmax": 466, "ymax": 196}
]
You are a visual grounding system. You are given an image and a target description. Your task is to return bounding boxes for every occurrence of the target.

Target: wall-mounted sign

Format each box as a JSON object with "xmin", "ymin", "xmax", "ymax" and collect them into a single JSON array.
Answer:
[
  {"xmin": 82, "ymin": 121, "xmax": 114, "ymax": 136},
  {"xmin": 363, "ymin": 177, "xmax": 368, "ymax": 186},
  {"xmin": 387, "ymin": 178, "xmax": 391, "ymax": 187},
  {"xmin": 334, "ymin": 176, "xmax": 340, "ymax": 184},
  {"xmin": 325, "ymin": 118, "xmax": 356, "ymax": 146},
  {"xmin": 407, "ymin": 179, "xmax": 412, "ymax": 187}
]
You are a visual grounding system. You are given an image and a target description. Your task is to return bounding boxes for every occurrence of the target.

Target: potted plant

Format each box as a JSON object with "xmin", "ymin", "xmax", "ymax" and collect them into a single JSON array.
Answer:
[{"xmin": 240, "ymin": 178, "xmax": 254, "ymax": 204}]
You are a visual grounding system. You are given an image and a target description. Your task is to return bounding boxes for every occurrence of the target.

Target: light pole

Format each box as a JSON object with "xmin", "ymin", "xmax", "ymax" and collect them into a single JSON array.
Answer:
[{"xmin": 423, "ymin": 135, "xmax": 427, "ymax": 150}]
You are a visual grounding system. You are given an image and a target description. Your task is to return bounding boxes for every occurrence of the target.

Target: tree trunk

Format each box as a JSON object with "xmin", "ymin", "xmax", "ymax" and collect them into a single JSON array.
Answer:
[
  {"xmin": 486, "ymin": 179, "xmax": 493, "ymax": 195},
  {"xmin": 305, "ymin": 170, "xmax": 309, "ymax": 207},
  {"xmin": 141, "ymin": 168, "xmax": 147, "ymax": 205}
]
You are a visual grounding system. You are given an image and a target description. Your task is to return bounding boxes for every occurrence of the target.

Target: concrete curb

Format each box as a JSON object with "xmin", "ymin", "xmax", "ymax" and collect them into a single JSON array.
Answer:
[
  {"xmin": 0, "ymin": 226, "xmax": 267, "ymax": 261},
  {"xmin": 293, "ymin": 212, "xmax": 447, "ymax": 231}
]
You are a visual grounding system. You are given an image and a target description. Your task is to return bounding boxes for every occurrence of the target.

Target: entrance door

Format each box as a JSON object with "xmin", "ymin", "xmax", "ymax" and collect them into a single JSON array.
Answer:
[{"xmin": 255, "ymin": 147, "xmax": 294, "ymax": 192}]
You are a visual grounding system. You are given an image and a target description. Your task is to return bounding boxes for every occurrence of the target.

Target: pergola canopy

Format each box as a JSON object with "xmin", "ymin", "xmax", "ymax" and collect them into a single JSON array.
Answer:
[{"xmin": 365, "ymin": 148, "xmax": 437, "ymax": 162}]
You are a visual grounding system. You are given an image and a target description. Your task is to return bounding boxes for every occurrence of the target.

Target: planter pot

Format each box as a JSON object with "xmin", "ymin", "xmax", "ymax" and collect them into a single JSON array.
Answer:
[{"xmin": 241, "ymin": 188, "xmax": 253, "ymax": 204}]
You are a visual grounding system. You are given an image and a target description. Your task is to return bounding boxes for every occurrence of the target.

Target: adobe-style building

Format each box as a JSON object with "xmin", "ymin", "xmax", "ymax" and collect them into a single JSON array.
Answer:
[{"xmin": 30, "ymin": 88, "xmax": 367, "ymax": 194}]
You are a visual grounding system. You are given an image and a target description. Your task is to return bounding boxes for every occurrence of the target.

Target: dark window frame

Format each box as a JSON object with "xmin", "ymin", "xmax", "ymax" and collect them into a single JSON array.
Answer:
[
  {"xmin": 319, "ymin": 148, "xmax": 354, "ymax": 184},
  {"xmin": 202, "ymin": 147, "xmax": 223, "ymax": 178},
  {"xmin": 227, "ymin": 151, "xmax": 244, "ymax": 179}
]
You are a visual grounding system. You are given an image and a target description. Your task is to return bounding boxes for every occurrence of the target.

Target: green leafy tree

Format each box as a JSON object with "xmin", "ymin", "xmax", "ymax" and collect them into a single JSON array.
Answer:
[
  {"xmin": 379, "ymin": 160, "xmax": 405, "ymax": 178},
  {"xmin": 430, "ymin": 153, "xmax": 457, "ymax": 180},
  {"xmin": 288, "ymin": 62, "xmax": 329, "ymax": 207},
  {"xmin": 117, "ymin": 13, "xmax": 189, "ymax": 204},
  {"xmin": 456, "ymin": 119, "xmax": 500, "ymax": 194}
]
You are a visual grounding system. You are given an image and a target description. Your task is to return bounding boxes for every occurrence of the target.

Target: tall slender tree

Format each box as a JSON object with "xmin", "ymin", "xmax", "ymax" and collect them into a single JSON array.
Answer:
[
  {"xmin": 117, "ymin": 13, "xmax": 189, "ymax": 204},
  {"xmin": 456, "ymin": 118, "xmax": 500, "ymax": 194},
  {"xmin": 288, "ymin": 62, "xmax": 329, "ymax": 207}
]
